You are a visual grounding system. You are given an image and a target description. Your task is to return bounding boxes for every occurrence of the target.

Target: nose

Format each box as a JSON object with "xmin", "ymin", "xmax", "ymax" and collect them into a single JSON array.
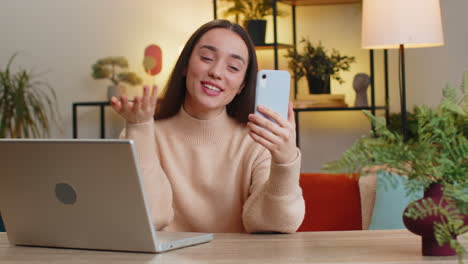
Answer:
[{"xmin": 208, "ymin": 61, "xmax": 223, "ymax": 80}]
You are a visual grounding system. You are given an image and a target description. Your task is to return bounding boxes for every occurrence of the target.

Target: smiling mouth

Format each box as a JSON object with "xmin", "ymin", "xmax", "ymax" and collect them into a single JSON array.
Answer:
[{"xmin": 203, "ymin": 83, "xmax": 222, "ymax": 92}]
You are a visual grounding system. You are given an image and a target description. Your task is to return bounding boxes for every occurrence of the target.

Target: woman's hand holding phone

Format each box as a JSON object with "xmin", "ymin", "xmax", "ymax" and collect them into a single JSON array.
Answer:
[
  {"xmin": 247, "ymin": 102, "xmax": 297, "ymax": 164},
  {"xmin": 110, "ymin": 84, "xmax": 158, "ymax": 124}
]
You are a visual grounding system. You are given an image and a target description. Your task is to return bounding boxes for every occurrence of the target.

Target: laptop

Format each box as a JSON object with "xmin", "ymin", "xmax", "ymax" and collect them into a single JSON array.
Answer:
[{"xmin": 0, "ymin": 139, "xmax": 213, "ymax": 253}]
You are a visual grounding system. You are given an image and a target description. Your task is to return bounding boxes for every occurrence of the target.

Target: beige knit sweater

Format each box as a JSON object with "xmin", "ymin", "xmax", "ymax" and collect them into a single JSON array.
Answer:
[{"xmin": 122, "ymin": 107, "xmax": 305, "ymax": 233}]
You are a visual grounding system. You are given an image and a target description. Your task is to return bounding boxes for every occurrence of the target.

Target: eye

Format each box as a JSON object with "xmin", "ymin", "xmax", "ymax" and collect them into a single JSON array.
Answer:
[
  {"xmin": 229, "ymin": 66, "xmax": 239, "ymax": 72},
  {"xmin": 201, "ymin": 56, "xmax": 213, "ymax": 62}
]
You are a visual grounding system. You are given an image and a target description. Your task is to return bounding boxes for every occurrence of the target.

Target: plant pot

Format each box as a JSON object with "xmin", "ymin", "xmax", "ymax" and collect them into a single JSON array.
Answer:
[
  {"xmin": 306, "ymin": 74, "xmax": 330, "ymax": 94},
  {"xmin": 402, "ymin": 183, "xmax": 468, "ymax": 256},
  {"xmin": 107, "ymin": 84, "xmax": 126, "ymax": 100},
  {"xmin": 246, "ymin": 19, "xmax": 267, "ymax": 45}
]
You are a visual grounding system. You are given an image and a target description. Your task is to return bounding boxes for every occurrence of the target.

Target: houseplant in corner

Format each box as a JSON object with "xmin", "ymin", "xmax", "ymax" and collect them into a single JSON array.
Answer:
[
  {"xmin": 285, "ymin": 38, "xmax": 356, "ymax": 94},
  {"xmin": 0, "ymin": 53, "xmax": 60, "ymax": 138},
  {"xmin": 220, "ymin": 0, "xmax": 286, "ymax": 45},
  {"xmin": 91, "ymin": 56, "xmax": 142, "ymax": 100},
  {"xmin": 323, "ymin": 73, "xmax": 468, "ymax": 262}
]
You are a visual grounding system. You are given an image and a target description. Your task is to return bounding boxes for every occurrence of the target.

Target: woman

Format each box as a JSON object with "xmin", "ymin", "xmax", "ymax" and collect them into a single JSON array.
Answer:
[{"xmin": 110, "ymin": 20, "xmax": 304, "ymax": 233}]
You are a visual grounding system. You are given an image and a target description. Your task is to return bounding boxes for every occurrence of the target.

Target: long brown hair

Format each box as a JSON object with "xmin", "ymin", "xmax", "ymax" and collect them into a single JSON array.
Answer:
[{"xmin": 154, "ymin": 19, "xmax": 258, "ymax": 123}]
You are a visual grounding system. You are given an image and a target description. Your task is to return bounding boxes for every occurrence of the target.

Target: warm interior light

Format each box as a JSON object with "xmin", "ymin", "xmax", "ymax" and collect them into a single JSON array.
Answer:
[{"xmin": 361, "ymin": 0, "xmax": 444, "ymax": 49}]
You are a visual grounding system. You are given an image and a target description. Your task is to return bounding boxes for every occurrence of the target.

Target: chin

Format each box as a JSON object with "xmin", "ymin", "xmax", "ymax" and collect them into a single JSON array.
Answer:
[
  {"xmin": 198, "ymin": 97, "xmax": 223, "ymax": 109},
  {"xmin": 203, "ymin": 103, "xmax": 224, "ymax": 112}
]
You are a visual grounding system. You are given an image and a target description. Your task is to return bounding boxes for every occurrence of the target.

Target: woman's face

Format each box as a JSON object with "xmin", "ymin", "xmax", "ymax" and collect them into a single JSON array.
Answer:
[{"xmin": 184, "ymin": 28, "xmax": 249, "ymax": 119}]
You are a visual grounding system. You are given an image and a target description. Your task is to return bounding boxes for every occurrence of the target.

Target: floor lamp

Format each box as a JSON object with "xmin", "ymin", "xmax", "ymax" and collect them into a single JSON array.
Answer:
[{"xmin": 361, "ymin": 0, "xmax": 444, "ymax": 141}]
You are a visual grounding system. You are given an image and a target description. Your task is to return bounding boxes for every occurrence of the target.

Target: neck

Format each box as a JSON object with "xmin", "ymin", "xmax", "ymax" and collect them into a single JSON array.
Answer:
[
  {"xmin": 172, "ymin": 106, "xmax": 236, "ymax": 144},
  {"xmin": 182, "ymin": 103, "xmax": 225, "ymax": 120}
]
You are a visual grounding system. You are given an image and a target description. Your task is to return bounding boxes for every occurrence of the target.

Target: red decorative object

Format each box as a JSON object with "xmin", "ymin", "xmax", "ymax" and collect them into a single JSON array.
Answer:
[
  {"xmin": 403, "ymin": 183, "xmax": 468, "ymax": 256},
  {"xmin": 143, "ymin": 44, "xmax": 162, "ymax": 76},
  {"xmin": 297, "ymin": 173, "xmax": 362, "ymax": 232}
]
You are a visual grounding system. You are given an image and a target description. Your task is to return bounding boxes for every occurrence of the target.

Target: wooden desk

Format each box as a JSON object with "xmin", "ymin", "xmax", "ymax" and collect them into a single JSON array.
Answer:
[{"xmin": 0, "ymin": 230, "xmax": 465, "ymax": 263}]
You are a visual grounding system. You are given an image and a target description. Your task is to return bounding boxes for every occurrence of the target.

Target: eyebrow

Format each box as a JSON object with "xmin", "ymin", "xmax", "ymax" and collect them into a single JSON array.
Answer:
[{"xmin": 199, "ymin": 45, "xmax": 246, "ymax": 65}]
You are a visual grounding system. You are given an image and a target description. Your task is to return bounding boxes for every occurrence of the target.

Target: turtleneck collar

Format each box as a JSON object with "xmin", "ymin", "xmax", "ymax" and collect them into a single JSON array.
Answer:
[{"xmin": 171, "ymin": 106, "xmax": 239, "ymax": 144}]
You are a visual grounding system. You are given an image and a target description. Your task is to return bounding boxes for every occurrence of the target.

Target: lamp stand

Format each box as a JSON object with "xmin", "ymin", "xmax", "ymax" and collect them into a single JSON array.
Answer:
[{"xmin": 399, "ymin": 44, "xmax": 408, "ymax": 141}]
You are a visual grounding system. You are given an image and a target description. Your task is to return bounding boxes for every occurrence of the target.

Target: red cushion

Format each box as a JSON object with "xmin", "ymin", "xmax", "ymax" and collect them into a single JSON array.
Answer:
[{"xmin": 297, "ymin": 173, "xmax": 362, "ymax": 232}]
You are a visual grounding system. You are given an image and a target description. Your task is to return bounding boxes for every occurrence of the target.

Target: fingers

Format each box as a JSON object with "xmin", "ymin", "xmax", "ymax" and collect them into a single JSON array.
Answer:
[
  {"xmin": 119, "ymin": 95, "xmax": 133, "ymax": 113},
  {"xmin": 142, "ymin": 85, "xmax": 150, "ymax": 109},
  {"xmin": 248, "ymin": 129, "xmax": 275, "ymax": 150},
  {"xmin": 110, "ymin": 85, "xmax": 157, "ymax": 124},
  {"xmin": 110, "ymin": 96, "xmax": 122, "ymax": 112},
  {"xmin": 132, "ymin": 96, "xmax": 141, "ymax": 113},
  {"xmin": 150, "ymin": 84, "xmax": 158, "ymax": 103},
  {"xmin": 256, "ymin": 105, "xmax": 289, "ymax": 128},
  {"xmin": 248, "ymin": 115, "xmax": 297, "ymax": 164},
  {"xmin": 247, "ymin": 118, "xmax": 280, "ymax": 144},
  {"xmin": 249, "ymin": 104, "xmax": 297, "ymax": 162},
  {"xmin": 248, "ymin": 113, "xmax": 294, "ymax": 153},
  {"xmin": 142, "ymin": 85, "xmax": 158, "ymax": 110},
  {"xmin": 248, "ymin": 113, "xmax": 282, "ymax": 137},
  {"xmin": 287, "ymin": 101, "xmax": 295, "ymax": 125}
]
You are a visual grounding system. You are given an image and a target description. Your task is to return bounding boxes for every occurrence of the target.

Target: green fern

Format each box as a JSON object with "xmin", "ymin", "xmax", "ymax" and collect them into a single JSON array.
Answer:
[{"xmin": 324, "ymin": 73, "xmax": 468, "ymax": 260}]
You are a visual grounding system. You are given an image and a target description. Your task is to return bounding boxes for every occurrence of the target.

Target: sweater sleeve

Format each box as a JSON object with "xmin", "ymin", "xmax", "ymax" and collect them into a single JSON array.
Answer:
[
  {"xmin": 242, "ymin": 148, "xmax": 305, "ymax": 233},
  {"xmin": 120, "ymin": 121, "xmax": 174, "ymax": 230}
]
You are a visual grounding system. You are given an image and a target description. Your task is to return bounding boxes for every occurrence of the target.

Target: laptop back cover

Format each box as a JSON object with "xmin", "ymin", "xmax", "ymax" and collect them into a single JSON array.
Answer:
[{"xmin": 0, "ymin": 139, "xmax": 158, "ymax": 252}]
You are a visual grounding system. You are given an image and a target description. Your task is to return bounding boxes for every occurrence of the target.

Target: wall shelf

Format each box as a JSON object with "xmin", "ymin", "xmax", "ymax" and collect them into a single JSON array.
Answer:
[
  {"xmin": 294, "ymin": 106, "xmax": 386, "ymax": 112},
  {"xmin": 212, "ymin": 0, "xmax": 388, "ymax": 146}
]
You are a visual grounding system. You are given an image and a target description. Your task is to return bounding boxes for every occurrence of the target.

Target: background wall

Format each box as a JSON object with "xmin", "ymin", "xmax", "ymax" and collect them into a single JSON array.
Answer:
[
  {"xmin": 1, "ymin": 0, "xmax": 467, "ymax": 172},
  {"xmin": 0, "ymin": 0, "xmax": 213, "ymax": 139}
]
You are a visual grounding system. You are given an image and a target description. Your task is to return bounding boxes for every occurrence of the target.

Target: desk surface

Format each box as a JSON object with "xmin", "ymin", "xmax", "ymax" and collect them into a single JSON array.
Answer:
[{"xmin": 0, "ymin": 230, "xmax": 466, "ymax": 263}]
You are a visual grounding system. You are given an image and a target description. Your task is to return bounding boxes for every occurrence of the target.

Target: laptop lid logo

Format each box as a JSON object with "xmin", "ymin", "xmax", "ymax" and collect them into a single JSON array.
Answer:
[{"xmin": 55, "ymin": 183, "xmax": 77, "ymax": 205}]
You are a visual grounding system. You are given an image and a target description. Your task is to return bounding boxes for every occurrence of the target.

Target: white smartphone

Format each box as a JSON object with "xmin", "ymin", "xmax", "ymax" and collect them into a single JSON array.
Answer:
[{"xmin": 254, "ymin": 70, "xmax": 291, "ymax": 123}]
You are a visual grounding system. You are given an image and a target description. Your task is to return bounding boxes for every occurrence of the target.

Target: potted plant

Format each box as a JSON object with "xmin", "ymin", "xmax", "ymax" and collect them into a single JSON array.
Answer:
[
  {"xmin": 285, "ymin": 38, "xmax": 356, "ymax": 94},
  {"xmin": 91, "ymin": 56, "xmax": 142, "ymax": 100},
  {"xmin": 220, "ymin": 0, "xmax": 286, "ymax": 45},
  {"xmin": 323, "ymin": 73, "xmax": 468, "ymax": 261},
  {"xmin": 0, "ymin": 53, "xmax": 60, "ymax": 138},
  {"xmin": 386, "ymin": 109, "xmax": 420, "ymax": 141}
]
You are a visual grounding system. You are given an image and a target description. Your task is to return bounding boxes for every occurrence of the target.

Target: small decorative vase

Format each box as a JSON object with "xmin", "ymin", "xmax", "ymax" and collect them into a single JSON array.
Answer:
[
  {"xmin": 402, "ymin": 183, "xmax": 467, "ymax": 256},
  {"xmin": 306, "ymin": 74, "xmax": 330, "ymax": 94},
  {"xmin": 107, "ymin": 84, "xmax": 126, "ymax": 101}
]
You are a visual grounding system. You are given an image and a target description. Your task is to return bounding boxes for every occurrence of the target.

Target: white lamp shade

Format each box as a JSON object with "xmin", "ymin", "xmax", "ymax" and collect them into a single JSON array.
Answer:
[{"xmin": 362, "ymin": 0, "xmax": 445, "ymax": 49}]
